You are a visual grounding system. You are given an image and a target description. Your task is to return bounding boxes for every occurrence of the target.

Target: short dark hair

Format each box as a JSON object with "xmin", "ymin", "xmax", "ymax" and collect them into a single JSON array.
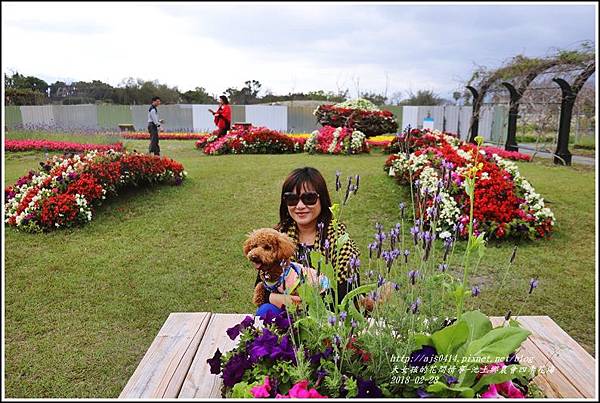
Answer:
[
  {"xmin": 151, "ymin": 96, "xmax": 161, "ymax": 102},
  {"xmin": 219, "ymin": 95, "xmax": 229, "ymax": 104}
]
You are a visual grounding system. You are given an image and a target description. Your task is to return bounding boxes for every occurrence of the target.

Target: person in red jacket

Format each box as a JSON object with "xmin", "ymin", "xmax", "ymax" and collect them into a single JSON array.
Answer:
[{"xmin": 209, "ymin": 95, "xmax": 232, "ymax": 136}]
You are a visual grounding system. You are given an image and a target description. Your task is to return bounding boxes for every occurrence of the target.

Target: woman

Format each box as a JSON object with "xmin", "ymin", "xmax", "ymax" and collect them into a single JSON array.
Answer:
[
  {"xmin": 255, "ymin": 167, "xmax": 361, "ymax": 317},
  {"xmin": 208, "ymin": 95, "xmax": 232, "ymax": 136}
]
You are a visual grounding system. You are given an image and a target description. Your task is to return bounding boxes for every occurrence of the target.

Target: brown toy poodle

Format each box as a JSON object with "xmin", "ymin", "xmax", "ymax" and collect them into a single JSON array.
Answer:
[{"xmin": 244, "ymin": 228, "xmax": 328, "ymax": 307}]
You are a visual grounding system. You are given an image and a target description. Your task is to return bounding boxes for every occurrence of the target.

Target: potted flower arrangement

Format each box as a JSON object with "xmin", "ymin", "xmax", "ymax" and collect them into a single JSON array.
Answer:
[
  {"xmin": 314, "ymin": 99, "xmax": 399, "ymax": 137},
  {"xmin": 207, "ymin": 141, "xmax": 543, "ymax": 398}
]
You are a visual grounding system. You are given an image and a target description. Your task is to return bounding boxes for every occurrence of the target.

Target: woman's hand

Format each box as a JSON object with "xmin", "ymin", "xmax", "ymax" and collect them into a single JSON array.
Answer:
[
  {"xmin": 269, "ymin": 293, "xmax": 301, "ymax": 308},
  {"xmin": 208, "ymin": 109, "xmax": 215, "ymax": 114}
]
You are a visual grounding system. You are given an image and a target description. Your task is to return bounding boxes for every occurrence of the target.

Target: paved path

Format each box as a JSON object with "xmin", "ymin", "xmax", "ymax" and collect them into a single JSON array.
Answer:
[{"xmin": 515, "ymin": 143, "xmax": 595, "ymax": 166}]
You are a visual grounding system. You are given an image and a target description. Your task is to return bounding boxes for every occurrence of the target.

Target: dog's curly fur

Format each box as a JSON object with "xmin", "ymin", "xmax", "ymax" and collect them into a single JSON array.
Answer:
[{"xmin": 243, "ymin": 228, "xmax": 296, "ymax": 307}]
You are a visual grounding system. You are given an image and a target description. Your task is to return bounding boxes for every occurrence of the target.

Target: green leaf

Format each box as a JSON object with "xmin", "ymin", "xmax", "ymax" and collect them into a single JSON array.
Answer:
[
  {"xmin": 347, "ymin": 298, "xmax": 367, "ymax": 325},
  {"xmin": 413, "ymin": 333, "xmax": 433, "ymax": 349},
  {"xmin": 335, "ymin": 232, "xmax": 350, "ymax": 249},
  {"xmin": 310, "ymin": 250, "xmax": 336, "ymax": 284},
  {"xmin": 466, "ymin": 327, "xmax": 531, "ymax": 361},
  {"xmin": 339, "ymin": 283, "xmax": 378, "ymax": 311},
  {"xmin": 431, "ymin": 320, "xmax": 469, "ymax": 355},
  {"xmin": 230, "ymin": 380, "xmax": 257, "ymax": 398},
  {"xmin": 329, "ymin": 203, "xmax": 340, "ymax": 220},
  {"xmin": 472, "ymin": 365, "xmax": 534, "ymax": 392},
  {"xmin": 459, "ymin": 310, "xmax": 493, "ymax": 344},
  {"xmin": 426, "ymin": 381, "xmax": 475, "ymax": 398}
]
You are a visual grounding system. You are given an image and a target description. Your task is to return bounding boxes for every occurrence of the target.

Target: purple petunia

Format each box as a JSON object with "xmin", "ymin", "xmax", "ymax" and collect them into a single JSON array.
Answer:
[
  {"xmin": 221, "ymin": 353, "xmax": 252, "ymax": 387},
  {"xmin": 409, "ymin": 345, "xmax": 437, "ymax": 368},
  {"xmin": 356, "ymin": 377, "xmax": 383, "ymax": 398},
  {"xmin": 206, "ymin": 348, "xmax": 222, "ymax": 374}
]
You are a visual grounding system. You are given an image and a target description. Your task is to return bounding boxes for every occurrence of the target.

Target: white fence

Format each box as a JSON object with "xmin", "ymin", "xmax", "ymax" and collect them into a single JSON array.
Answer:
[{"xmin": 6, "ymin": 104, "xmax": 508, "ymax": 141}]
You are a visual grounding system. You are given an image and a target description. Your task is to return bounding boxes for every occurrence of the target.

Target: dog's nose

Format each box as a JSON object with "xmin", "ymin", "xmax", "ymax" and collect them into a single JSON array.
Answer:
[{"xmin": 248, "ymin": 254, "xmax": 261, "ymax": 263}]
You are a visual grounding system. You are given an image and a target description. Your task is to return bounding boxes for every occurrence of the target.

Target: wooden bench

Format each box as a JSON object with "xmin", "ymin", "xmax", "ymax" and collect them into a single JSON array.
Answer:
[
  {"xmin": 118, "ymin": 124, "xmax": 135, "ymax": 132},
  {"xmin": 119, "ymin": 313, "xmax": 596, "ymax": 399}
]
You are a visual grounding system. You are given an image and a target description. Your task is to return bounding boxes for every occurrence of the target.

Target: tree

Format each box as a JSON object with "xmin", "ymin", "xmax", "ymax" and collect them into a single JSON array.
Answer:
[
  {"xmin": 361, "ymin": 91, "xmax": 387, "ymax": 106},
  {"xmin": 181, "ymin": 86, "xmax": 217, "ymax": 103},
  {"xmin": 398, "ymin": 90, "xmax": 444, "ymax": 106},
  {"xmin": 225, "ymin": 80, "xmax": 263, "ymax": 104}
]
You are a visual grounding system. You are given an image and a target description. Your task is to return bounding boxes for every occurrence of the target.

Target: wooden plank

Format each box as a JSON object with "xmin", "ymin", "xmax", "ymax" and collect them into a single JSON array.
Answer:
[
  {"xmin": 179, "ymin": 313, "xmax": 252, "ymax": 398},
  {"xmin": 119, "ymin": 312, "xmax": 212, "ymax": 398},
  {"xmin": 516, "ymin": 316, "xmax": 596, "ymax": 398},
  {"xmin": 490, "ymin": 317, "xmax": 584, "ymax": 398}
]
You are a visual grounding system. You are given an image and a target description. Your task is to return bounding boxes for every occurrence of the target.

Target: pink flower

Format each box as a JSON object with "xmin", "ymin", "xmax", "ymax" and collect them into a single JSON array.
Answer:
[
  {"xmin": 481, "ymin": 383, "xmax": 503, "ymax": 398},
  {"xmin": 277, "ymin": 380, "xmax": 328, "ymax": 399},
  {"xmin": 250, "ymin": 376, "xmax": 271, "ymax": 398},
  {"xmin": 497, "ymin": 380, "xmax": 525, "ymax": 398}
]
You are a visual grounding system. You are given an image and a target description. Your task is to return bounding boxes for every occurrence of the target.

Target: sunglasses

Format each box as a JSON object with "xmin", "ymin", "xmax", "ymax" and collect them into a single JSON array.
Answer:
[{"xmin": 283, "ymin": 191, "xmax": 320, "ymax": 207}]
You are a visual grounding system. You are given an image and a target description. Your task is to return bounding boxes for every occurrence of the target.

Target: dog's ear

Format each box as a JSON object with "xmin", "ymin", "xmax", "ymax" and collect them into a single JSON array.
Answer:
[
  {"xmin": 243, "ymin": 231, "xmax": 255, "ymax": 256},
  {"xmin": 276, "ymin": 233, "xmax": 296, "ymax": 260}
]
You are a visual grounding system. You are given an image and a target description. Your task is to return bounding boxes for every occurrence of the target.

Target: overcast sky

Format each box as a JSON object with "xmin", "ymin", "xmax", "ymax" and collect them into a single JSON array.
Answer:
[{"xmin": 2, "ymin": 2, "xmax": 597, "ymax": 99}]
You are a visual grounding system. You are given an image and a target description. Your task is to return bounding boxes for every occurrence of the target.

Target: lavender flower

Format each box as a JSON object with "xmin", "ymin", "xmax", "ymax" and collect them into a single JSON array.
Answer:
[
  {"xmin": 339, "ymin": 311, "xmax": 347, "ymax": 322},
  {"xmin": 403, "ymin": 249, "xmax": 410, "ymax": 263},
  {"xmin": 317, "ymin": 221, "xmax": 325, "ymax": 240},
  {"xmin": 328, "ymin": 315, "xmax": 336, "ymax": 326},
  {"xmin": 351, "ymin": 319, "xmax": 358, "ymax": 328},
  {"xmin": 354, "ymin": 174, "xmax": 360, "ymax": 193},
  {"xmin": 438, "ymin": 263, "xmax": 448, "ymax": 272},
  {"xmin": 399, "ymin": 202, "xmax": 406, "ymax": 218},
  {"xmin": 343, "ymin": 176, "xmax": 353, "ymax": 204},
  {"xmin": 377, "ymin": 274, "xmax": 385, "ymax": 287},
  {"xmin": 410, "ymin": 297, "xmax": 422, "ymax": 314},
  {"xmin": 471, "ymin": 286, "xmax": 481, "ymax": 297},
  {"xmin": 367, "ymin": 270, "xmax": 374, "ymax": 279},
  {"xmin": 375, "ymin": 222, "xmax": 384, "ymax": 233},
  {"xmin": 333, "ymin": 335, "xmax": 342, "ymax": 347},
  {"xmin": 408, "ymin": 270, "xmax": 420, "ymax": 285},
  {"xmin": 510, "ymin": 246, "xmax": 518, "ymax": 264},
  {"xmin": 368, "ymin": 242, "xmax": 377, "ymax": 259},
  {"xmin": 529, "ymin": 278, "xmax": 539, "ymax": 294}
]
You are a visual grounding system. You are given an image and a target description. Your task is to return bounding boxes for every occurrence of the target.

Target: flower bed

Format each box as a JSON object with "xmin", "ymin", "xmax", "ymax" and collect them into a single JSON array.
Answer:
[
  {"xmin": 121, "ymin": 132, "xmax": 209, "ymax": 140},
  {"xmin": 385, "ymin": 131, "xmax": 532, "ymax": 162},
  {"xmin": 195, "ymin": 127, "xmax": 305, "ymax": 155},
  {"xmin": 5, "ymin": 139, "xmax": 124, "ymax": 153},
  {"xmin": 304, "ymin": 126, "xmax": 369, "ymax": 155},
  {"xmin": 366, "ymin": 135, "xmax": 395, "ymax": 148},
  {"xmin": 385, "ymin": 130, "xmax": 553, "ymax": 240},
  {"xmin": 207, "ymin": 172, "xmax": 543, "ymax": 398},
  {"xmin": 314, "ymin": 99, "xmax": 398, "ymax": 137},
  {"xmin": 4, "ymin": 150, "xmax": 186, "ymax": 232}
]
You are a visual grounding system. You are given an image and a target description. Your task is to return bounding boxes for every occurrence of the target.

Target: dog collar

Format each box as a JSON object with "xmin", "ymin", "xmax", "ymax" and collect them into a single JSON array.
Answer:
[{"xmin": 262, "ymin": 261, "xmax": 304, "ymax": 293}]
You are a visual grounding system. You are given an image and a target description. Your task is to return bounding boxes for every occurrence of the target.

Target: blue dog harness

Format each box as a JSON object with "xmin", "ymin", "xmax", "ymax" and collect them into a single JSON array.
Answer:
[{"xmin": 262, "ymin": 261, "xmax": 330, "ymax": 294}]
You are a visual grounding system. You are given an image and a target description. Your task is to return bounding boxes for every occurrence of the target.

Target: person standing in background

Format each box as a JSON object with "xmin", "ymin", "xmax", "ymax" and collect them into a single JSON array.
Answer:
[
  {"xmin": 148, "ymin": 96, "xmax": 164, "ymax": 155},
  {"xmin": 208, "ymin": 95, "xmax": 231, "ymax": 137}
]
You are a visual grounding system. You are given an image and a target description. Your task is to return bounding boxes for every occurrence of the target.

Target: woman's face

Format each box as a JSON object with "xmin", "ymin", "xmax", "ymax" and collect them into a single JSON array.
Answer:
[
  {"xmin": 218, "ymin": 98, "xmax": 224, "ymax": 105},
  {"xmin": 287, "ymin": 182, "xmax": 322, "ymax": 229}
]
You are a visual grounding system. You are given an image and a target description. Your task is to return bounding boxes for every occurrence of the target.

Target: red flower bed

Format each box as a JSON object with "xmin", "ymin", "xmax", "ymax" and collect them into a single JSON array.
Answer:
[
  {"xmin": 5, "ymin": 150, "xmax": 187, "ymax": 232},
  {"xmin": 386, "ymin": 129, "xmax": 554, "ymax": 240},
  {"xmin": 196, "ymin": 127, "xmax": 304, "ymax": 155},
  {"xmin": 121, "ymin": 132, "xmax": 209, "ymax": 140},
  {"xmin": 5, "ymin": 139, "xmax": 123, "ymax": 153}
]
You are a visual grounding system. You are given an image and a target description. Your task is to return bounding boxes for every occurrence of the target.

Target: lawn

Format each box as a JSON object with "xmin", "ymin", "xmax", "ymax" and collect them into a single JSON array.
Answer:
[{"xmin": 3, "ymin": 137, "xmax": 596, "ymax": 397}]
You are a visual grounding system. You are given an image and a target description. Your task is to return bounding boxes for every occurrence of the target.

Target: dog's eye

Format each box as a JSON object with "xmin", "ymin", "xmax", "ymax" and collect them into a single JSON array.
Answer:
[{"xmin": 264, "ymin": 245, "xmax": 272, "ymax": 251}]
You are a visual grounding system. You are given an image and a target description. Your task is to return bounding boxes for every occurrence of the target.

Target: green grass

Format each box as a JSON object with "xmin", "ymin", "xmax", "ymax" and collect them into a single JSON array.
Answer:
[{"xmin": 3, "ymin": 139, "xmax": 596, "ymax": 397}]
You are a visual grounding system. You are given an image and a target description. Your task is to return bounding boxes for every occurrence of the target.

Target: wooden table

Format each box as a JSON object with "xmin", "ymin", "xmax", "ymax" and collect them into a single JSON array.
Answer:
[{"xmin": 119, "ymin": 313, "xmax": 596, "ymax": 399}]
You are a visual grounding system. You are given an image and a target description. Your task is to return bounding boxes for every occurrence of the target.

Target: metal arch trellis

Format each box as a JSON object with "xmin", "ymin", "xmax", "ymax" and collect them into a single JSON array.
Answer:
[{"xmin": 465, "ymin": 60, "xmax": 595, "ymax": 165}]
